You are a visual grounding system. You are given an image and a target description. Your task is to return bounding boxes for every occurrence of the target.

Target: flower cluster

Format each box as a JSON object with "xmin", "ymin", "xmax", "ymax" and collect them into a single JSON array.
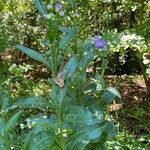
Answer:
[
  {"xmin": 44, "ymin": 2, "xmax": 65, "ymax": 19},
  {"xmin": 93, "ymin": 35, "xmax": 106, "ymax": 49},
  {"xmin": 55, "ymin": 3, "xmax": 65, "ymax": 16}
]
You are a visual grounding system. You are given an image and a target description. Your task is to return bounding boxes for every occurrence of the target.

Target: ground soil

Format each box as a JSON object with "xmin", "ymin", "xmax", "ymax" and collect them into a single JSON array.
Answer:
[{"xmin": 107, "ymin": 76, "xmax": 150, "ymax": 136}]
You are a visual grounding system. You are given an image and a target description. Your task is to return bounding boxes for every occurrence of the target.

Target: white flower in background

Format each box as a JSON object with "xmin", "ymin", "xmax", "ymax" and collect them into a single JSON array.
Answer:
[
  {"xmin": 47, "ymin": 4, "xmax": 52, "ymax": 9},
  {"xmin": 20, "ymin": 123, "xmax": 26, "ymax": 129},
  {"xmin": 74, "ymin": 11, "xmax": 79, "ymax": 17},
  {"xmin": 43, "ymin": 13, "xmax": 53, "ymax": 19},
  {"xmin": 143, "ymin": 59, "xmax": 150, "ymax": 65},
  {"xmin": 59, "ymin": 11, "xmax": 65, "ymax": 16}
]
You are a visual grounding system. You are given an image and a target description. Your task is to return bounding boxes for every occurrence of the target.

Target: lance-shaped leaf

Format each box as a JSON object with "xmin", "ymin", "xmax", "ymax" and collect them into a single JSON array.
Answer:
[
  {"xmin": 102, "ymin": 87, "xmax": 121, "ymax": 104},
  {"xmin": 59, "ymin": 27, "xmax": 77, "ymax": 49},
  {"xmin": 58, "ymin": 25, "xmax": 68, "ymax": 33},
  {"xmin": 63, "ymin": 56, "xmax": 77, "ymax": 77},
  {"xmin": 79, "ymin": 50, "xmax": 93, "ymax": 69},
  {"xmin": 4, "ymin": 111, "xmax": 22, "ymax": 135},
  {"xmin": 9, "ymin": 96, "xmax": 52, "ymax": 109},
  {"xmin": 15, "ymin": 44, "xmax": 50, "ymax": 68},
  {"xmin": 34, "ymin": 0, "xmax": 46, "ymax": 16},
  {"xmin": 51, "ymin": 84, "xmax": 67, "ymax": 105}
]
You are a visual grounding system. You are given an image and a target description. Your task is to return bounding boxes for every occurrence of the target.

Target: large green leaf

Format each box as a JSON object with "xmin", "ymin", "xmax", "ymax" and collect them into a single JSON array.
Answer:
[
  {"xmin": 51, "ymin": 85, "xmax": 67, "ymax": 105},
  {"xmin": 15, "ymin": 44, "xmax": 50, "ymax": 68},
  {"xmin": 9, "ymin": 96, "xmax": 52, "ymax": 109},
  {"xmin": 64, "ymin": 106, "xmax": 103, "ymax": 149},
  {"xmin": 28, "ymin": 116, "xmax": 59, "ymax": 130},
  {"xmin": 66, "ymin": 124, "xmax": 105, "ymax": 150},
  {"xmin": 26, "ymin": 130, "xmax": 55, "ymax": 150},
  {"xmin": 59, "ymin": 28, "xmax": 77, "ymax": 49},
  {"xmin": 66, "ymin": 132, "xmax": 89, "ymax": 150},
  {"xmin": 88, "ymin": 127, "xmax": 104, "ymax": 140},
  {"xmin": 4, "ymin": 111, "xmax": 22, "ymax": 135},
  {"xmin": 34, "ymin": 0, "xmax": 46, "ymax": 16},
  {"xmin": 63, "ymin": 56, "xmax": 77, "ymax": 77},
  {"xmin": 102, "ymin": 87, "xmax": 121, "ymax": 104},
  {"xmin": 64, "ymin": 105, "xmax": 99, "ymax": 125}
]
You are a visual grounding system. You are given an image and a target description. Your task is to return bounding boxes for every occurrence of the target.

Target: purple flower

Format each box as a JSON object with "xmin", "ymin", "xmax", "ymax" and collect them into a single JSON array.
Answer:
[
  {"xmin": 93, "ymin": 35, "xmax": 106, "ymax": 49},
  {"xmin": 93, "ymin": 35, "xmax": 99, "ymax": 42},
  {"xmin": 94, "ymin": 39, "xmax": 106, "ymax": 49},
  {"xmin": 55, "ymin": 3, "xmax": 62, "ymax": 11}
]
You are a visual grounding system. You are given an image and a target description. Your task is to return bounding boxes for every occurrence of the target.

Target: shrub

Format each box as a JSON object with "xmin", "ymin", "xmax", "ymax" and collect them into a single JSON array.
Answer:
[{"xmin": 0, "ymin": 0, "xmax": 122, "ymax": 149}]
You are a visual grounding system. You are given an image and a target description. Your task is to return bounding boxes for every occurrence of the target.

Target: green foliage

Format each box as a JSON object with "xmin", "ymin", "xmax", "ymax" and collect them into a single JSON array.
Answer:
[
  {"xmin": 102, "ymin": 87, "xmax": 121, "ymax": 104},
  {"xmin": 59, "ymin": 27, "xmax": 77, "ymax": 49},
  {"xmin": 3, "ymin": 111, "xmax": 22, "ymax": 135},
  {"xmin": 34, "ymin": 0, "xmax": 46, "ymax": 16},
  {"xmin": 1, "ymin": 0, "xmax": 150, "ymax": 149},
  {"xmin": 10, "ymin": 96, "xmax": 52, "ymax": 109},
  {"xmin": 15, "ymin": 45, "xmax": 50, "ymax": 68},
  {"xmin": 68, "ymin": 0, "xmax": 75, "ymax": 9},
  {"xmin": 63, "ymin": 56, "xmax": 77, "ymax": 77},
  {"xmin": 0, "ymin": 0, "xmax": 122, "ymax": 149},
  {"xmin": 106, "ymin": 132, "xmax": 150, "ymax": 150}
]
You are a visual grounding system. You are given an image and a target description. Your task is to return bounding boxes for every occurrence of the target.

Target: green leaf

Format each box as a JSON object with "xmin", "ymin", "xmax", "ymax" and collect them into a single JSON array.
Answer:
[
  {"xmin": 79, "ymin": 49, "xmax": 93, "ymax": 68},
  {"xmin": 34, "ymin": 0, "xmax": 46, "ymax": 16},
  {"xmin": 59, "ymin": 28, "xmax": 77, "ymax": 49},
  {"xmin": 64, "ymin": 105, "xmax": 99, "ymax": 125},
  {"xmin": 95, "ymin": 143, "xmax": 107, "ymax": 150},
  {"xmin": 58, "ymin": 25, "xmax": 68, "ymax": 33},
  {"xmin": 51, "ymin": 85, "xmax": 67, "ymax": 105},
  {"xmin": 66, "ymin": 124, "xmax": 104, "ymax": 150},
  {"xmin": 88, "ymin": 127, "xmax": 104, "ymax": 140},
  {"xmin": 64, "ymin": 56, "xmax": 77, "ymax": 77},
  {"xmin": 0, "ymin": 93, "xmax": 11, "ymax": 110},
  {"xmin": 65, "ymin": 105, "xmax": 105, "ymax": 149},
  {"xmin": 15, "ymin": 44, "xmax": 50, "ymax": 68},
  {"xmin": 68, "ymin": 0, "xmax": 75, "ymax": 9},
  {"xmin": 67, "ymin": 134, "xmax": 89, "ymax": 150},
  {"xmin": 102, "ymin": 87, "xmax": 121, "ymax": 104},
  {"xmin": 104, "ymin": 121, "xmax": 117, "ymax": 139},
  {"xmin": 0, "ymin": 118, "xmax": 5, "ymax": 134},
  {"xmin": 26, "ymin": 130, "xmax": 55, "ymax": 150},
  {"xmin": 83, "ymin": 41, "xmax": 93, "ymax": 52},
  {"xmin": 102, "ymin": 59, "xmax": 108, "ymax": 69},
  {"xmin": 9, "ymin": 96, "xmax": 52, "ymax": 109},
  {"xmin": 2, "ymin": 96, "xmax": 11, "ymax": 110},
  {"xmin": 146, "ymin": 143, "xmax": 150, "ymax": 150},
  {"xmin": 0, "ymin": 144, "xmax": 5, "ymax": 150},
  {"xmin": 4, "ymin": 111, "xmax": 22, "ymax": 135}
]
